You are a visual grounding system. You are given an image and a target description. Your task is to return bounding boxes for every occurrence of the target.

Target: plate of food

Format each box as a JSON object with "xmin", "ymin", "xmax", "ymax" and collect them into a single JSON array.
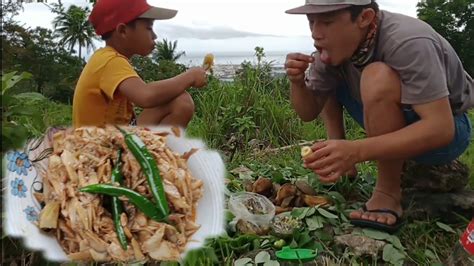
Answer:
[{"xmin": 3, "ymin": 125, "xmax": 225, "ymax": 262}]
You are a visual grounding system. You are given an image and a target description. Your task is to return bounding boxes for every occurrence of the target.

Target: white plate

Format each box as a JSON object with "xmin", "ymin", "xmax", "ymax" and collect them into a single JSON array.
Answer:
[{"xmin": 3, "ymin": 126, "xmax": 225, "ymax": 262}]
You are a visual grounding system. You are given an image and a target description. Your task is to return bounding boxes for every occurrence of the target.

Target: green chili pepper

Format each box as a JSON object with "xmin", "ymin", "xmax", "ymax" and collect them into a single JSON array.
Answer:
[
  {"xmin": 111, "ymin": 150, "xmax": 128, "ymax": 250},
  {"xmin": 80, "ymin": 184, "xmax": 166, "ymax": 222},
  {"xmin": 116, "ymin": 126, "xmax": 169, "ymax": 219}
]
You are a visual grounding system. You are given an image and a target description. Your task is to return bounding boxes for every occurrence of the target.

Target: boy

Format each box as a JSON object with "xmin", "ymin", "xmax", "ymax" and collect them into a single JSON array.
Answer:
[
  {"xmin": 73, "ymin": 0, "xmax": 207, "ymax": 128},
  {"xmin": 285, "ymin": 0, "xmax": 473, "ymax": 233}
]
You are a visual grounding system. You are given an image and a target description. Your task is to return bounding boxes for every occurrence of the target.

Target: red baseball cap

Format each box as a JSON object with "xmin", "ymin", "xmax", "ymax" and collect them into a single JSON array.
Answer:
[{"xmin": 89, "ymin": 0, "xmax": 177, "ymax": 36}]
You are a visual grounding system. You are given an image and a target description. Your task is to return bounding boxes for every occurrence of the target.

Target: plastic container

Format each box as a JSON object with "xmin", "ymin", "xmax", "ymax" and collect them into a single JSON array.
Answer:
[
  {"xmin": 228, "ymin": 192, "xmax": 275, "ymax": 229},
  {"xmin": 270, "ymin": 212, "xmax": 303, "ymax": 238}
]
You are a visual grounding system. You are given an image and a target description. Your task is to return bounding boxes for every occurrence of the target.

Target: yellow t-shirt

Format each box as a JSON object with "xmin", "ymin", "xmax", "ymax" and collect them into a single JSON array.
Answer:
[{"xmin": 72, "ymin": 46, "xmax": 139, "ymax": 128}]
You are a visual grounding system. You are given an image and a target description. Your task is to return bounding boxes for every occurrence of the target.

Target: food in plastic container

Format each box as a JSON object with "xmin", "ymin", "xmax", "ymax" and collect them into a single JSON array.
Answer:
[
  {"xmin": 270, "ymin": 212, "xmax": 302, "ymax": 238},
  {"xmin": 228, "ymin": 192, "xmax": 275, "ymax": 235}
]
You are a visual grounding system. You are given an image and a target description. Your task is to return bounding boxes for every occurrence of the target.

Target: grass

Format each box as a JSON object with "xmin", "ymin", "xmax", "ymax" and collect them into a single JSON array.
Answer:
[{"xmin": 2, "ymin": 63, "xmax": 473, "ymax": 265}]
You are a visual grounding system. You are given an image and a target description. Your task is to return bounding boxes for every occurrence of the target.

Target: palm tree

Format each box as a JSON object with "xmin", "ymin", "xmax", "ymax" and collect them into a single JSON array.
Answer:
[
  {"xmin": 153, "ymin": 38, "xmax": 185, "ymax": 62},
  {"xmin": 52, "ymin": 4, "xmax": 97, "ymax": 59}
]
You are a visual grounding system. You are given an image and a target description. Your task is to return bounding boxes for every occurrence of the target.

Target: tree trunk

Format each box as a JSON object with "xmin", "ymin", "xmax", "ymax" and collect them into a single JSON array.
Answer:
[{"xmin": 79, "ymin": 45, "xmax": 82, "ymax": 60}]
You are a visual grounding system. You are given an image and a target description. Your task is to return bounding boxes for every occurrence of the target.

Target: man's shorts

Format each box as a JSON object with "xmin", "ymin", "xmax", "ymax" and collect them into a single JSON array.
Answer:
[{"xmin": 335, "ymin": 85, "xmax": 472, "ymax": 165}]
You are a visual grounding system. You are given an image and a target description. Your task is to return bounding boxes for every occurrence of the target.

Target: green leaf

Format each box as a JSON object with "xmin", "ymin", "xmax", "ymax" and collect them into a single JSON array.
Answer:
[
  {"xmin": 225, "ymin": 209, "xmax": 235, "ymax": 222},
  {"xmin": 2, "ymin": 122, "xmax": 28, "ymax": 152},
  {"xmin": 291, "ymin": 207, "xmax": 309, "ymax": 219},
  {"xmin": 255, "ymin": 251, "xmax": 271, "ymax": 263},
  {"xmin": 297, "ymin": 231, "xmax": 312, "ymax": 247},
  {"xmin": 362, "ymin": 228, "xmax": 391, "ymax": 240},
  {"xmin": 263, "ymin": 261, "xmax": 280, "ymax": 266},
  {"xmin": 313, "ymin": 230, "xmax": 333, "ymax": 242},
  {"xmin": 306, "ymin": 216, "xmax": 324, "ymax": 231},
  {"xmin": 327, "ymin": 191, "xmax": 346, "ymax": 203},
  {"xmin": 2, "ymin": 71, "xmax": 32, "ymax": 94},
  {"xmin": 261, "ymin": 239, "xmax": 270, "ymax": 247},
  {"xmin": 271, "ymin": 171, "xmax": 286, "ymax": 184},
  {"xmin": 388, "ymin": 235, "xmax": 404, "ymax": 250},
  {"xmin": 424, "ymin": 249, "xmax": 437, "ymax": 260},
  {"xmin": 14, "ymin": 92, "xmax": 46, "ymax": 101},
  {"xmin": 306, "ymin": 208, "xmax": 316, "ymax": 217},
  {"xmin": 436, "ymin": 222, "xmax": 456, "ymax": 233},
  {"xmin": 289, "ymin": 239, "xmax": 298, "ymax": 248},
  {"xmin": 1, "ymin": 71, "xmax": 17, "ymax": 93},
  {"xmin": 234, "ymin": 258, "xmax": 252, "ymax": 266},
  {"xmin": 316, "ymin": 208, "xmax": 338, "ymax": 219},
  {"xmin": 382, "ymin": 244, "xmax": 406, "ymax": 265},
  {"xmin": 8, "ymin": 105, "xmax": 40, "ymax": 116},
  {"xmin": 340, "ymin": 213, "xmax": 349, "ymax": 223}
]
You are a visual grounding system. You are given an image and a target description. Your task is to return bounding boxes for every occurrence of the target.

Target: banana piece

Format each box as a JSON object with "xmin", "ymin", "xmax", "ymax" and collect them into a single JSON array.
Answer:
[
  {"xmin": 301, "ymin": 146, "xmax": 312, "ymax": 158},
  {"xmin": 202, "ymin": 53, "xmax": 214, "ymax": 71}
]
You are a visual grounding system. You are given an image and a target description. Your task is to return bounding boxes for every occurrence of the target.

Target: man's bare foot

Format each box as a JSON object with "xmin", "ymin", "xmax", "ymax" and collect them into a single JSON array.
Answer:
[{"xmin": 349, "ymin": 189, "xmax": 402, "ymax": 225}]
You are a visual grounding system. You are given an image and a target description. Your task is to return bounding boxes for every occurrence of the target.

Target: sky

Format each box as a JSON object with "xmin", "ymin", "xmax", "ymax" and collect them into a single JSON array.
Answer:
[{"xmin": 14, "ymin": 0, "xmax": 419, "ymax": 58}]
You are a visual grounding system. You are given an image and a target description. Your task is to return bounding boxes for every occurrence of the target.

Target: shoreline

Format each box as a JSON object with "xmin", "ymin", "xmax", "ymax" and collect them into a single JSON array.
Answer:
[{"xmin": 209, "ymin": 64, "xmax": 286, "ymax": 81}]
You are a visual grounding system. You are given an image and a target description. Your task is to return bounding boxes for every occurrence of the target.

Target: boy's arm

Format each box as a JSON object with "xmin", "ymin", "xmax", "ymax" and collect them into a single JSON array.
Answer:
[
  {"xmin": 355, "ymin": 96, "xmax": 455, "ymax": 161},
  {"xmin": 118, "ymin": 67, "xmax": 206, "ymax": 108}
]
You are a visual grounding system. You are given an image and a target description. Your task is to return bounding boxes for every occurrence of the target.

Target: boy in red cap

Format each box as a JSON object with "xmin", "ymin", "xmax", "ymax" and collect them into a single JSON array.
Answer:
[{"xmin": 72, "ymin": 0, "xmax": 207, "ymax": 128}]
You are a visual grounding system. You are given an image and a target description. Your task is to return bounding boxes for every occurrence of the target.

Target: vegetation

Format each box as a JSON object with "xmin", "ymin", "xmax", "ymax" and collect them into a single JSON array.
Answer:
[
  {"xmin": 2, "ymin": 0, "xmax": 473, "ymax": 265},
  {"xmin": 51, "ymin": 3, "xmax": 97, "ymax": 59},
  {"xmin": 417, "ymin": 0, "xmax": 474, "ymax": 75},
  {"xmin": 154, "ymin": 38, "xmax": 186, "ymax": 62}
]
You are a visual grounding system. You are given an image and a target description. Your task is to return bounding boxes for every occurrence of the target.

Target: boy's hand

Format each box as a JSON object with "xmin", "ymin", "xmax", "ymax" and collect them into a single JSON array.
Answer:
[
  {"xmin": 285, "ymin": 53, "xmax": 314, "ymax": 84},
  {"xmin": 187, "ymin": 67, "xmax": 207, "ymax": 88}
]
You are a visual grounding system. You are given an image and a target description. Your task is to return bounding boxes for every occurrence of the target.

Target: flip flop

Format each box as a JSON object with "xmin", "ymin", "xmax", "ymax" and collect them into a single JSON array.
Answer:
[{"xmin": 350, "ymin": 204, "xmax": 404, "ymax": 234}]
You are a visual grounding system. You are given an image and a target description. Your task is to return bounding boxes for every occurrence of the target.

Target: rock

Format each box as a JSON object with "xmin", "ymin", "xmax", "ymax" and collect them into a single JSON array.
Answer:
[
  {"xmin": 401, "ymin": 160, "xmax": 470, "ymax": 192},
  {"xmin": 335, "ymin": 234, "xmax": 386, "ymax": 257},
  {"xmin": 402, "ymin": 189, "xmax": 474, "ymax": 223}
]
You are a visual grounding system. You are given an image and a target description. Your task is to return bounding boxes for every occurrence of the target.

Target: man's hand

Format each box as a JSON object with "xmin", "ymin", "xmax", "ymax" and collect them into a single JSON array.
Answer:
[
  {"xmin": 186, "ymin": 67, "xmax": 207, "ymax": 88},
  {"xmin": 285, "ymin": 53, "xmax": 314, "ymax": 84},
  {"xmin": 303, "ymin": 139, "xmax": 361, "ymax": 183}
]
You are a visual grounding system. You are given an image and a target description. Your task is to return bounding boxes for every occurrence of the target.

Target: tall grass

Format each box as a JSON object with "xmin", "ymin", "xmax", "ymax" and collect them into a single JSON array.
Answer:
[{"xmin": 187, "ymin": 74, "xmax": 320, "ymax": 152}]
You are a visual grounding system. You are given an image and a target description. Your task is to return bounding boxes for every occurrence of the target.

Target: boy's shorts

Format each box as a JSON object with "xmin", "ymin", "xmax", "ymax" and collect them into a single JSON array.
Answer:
[{"xmin": 335, "ymin": 85, "xmax": 472, "ymax": 165}]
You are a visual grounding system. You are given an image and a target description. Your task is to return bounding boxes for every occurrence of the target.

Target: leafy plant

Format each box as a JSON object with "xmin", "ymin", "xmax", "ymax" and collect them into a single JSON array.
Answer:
[
  {"xmin": 2, "ymin": 71, "xmax": 45, "ymax": 153},
  {"xmin": 153, "ymin": 38, "xmax": 186, "ymax": 62},
  {"xmin": 358, "ymin": 229, "xmax": 407, "ymax": 265},
  {"xmin": 234, "ymin": 251, "xmax": 280, "ymax": 266}
]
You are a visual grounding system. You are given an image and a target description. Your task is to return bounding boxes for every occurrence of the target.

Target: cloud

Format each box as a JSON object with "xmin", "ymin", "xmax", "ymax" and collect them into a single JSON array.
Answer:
[{"xmin": 156, "ymin": 24, "xmax": 281, "ymax": 40}]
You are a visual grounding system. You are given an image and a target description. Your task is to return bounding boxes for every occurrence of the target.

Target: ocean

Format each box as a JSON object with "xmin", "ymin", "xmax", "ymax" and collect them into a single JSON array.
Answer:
[
  {"xmin": 176, "ymin": 51, "xmax": 312, "ymax": 81},
  {"xmin": 176, "ymin": 51, "xmax": 301, "ymax": 67}
]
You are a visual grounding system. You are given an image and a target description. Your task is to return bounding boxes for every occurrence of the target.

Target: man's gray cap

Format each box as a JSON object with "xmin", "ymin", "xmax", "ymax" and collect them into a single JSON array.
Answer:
[{"xmin": 286, "ymin": 0, "xmax": 372, "ymax": 14}]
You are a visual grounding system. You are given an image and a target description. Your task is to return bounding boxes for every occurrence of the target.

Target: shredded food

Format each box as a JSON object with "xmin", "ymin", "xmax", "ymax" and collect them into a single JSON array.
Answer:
[{"xmin": 37, "ymin": 126, "xmax": 203, "ymax": 262}]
